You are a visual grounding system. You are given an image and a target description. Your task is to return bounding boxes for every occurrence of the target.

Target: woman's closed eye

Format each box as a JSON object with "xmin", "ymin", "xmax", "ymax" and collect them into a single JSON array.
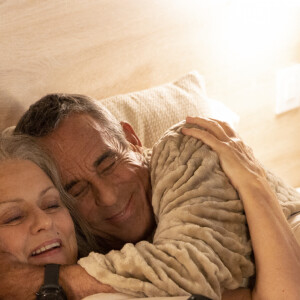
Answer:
[
  {"xmin": 44, "ymin": 202, "xmax": 61, "ymax": 212},
  {"xmin": 40, "ymin": 195, "xmax": 63, "ymax": 212},
  {"xmin": 2, "ymin": 213, "xmax": 24, "ymax": 225}
]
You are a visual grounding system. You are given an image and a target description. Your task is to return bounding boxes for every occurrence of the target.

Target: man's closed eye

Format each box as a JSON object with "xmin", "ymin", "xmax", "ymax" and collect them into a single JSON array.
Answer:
[
  {"xmin": 94, "ymin": 151, "xmax": 119, "ymax": 175},
  {"xmin": 100, "ymin": 160, "xmax": 116, "ymax": 174},
  {"xmin": 69, "ymin": 182, "xmax": 90, "ymax": 198}
]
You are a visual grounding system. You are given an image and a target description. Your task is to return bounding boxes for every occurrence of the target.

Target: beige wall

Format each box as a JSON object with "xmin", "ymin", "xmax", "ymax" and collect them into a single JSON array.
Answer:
[{"xmin": 1, "ymin": 0, "xmax": 300, "ymax": 185}]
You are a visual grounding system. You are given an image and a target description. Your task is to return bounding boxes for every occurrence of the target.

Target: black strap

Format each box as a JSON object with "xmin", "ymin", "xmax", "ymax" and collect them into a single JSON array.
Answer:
[
  {"xmin": 43, "ymin": 264, "xmax": 60, "ymax": 287},
  {"xmin": 187, "ymin": 295, "xmax": 213, "ymax": 300}
]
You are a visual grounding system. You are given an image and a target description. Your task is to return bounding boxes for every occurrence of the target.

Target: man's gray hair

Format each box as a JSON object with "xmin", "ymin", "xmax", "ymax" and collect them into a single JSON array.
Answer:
[
  {"xmin": 0, "ymin": 134, "xmax": 105, "ymax": 257},
  {"xmin": 15, "ymin": 93, "xmax": 128, "ymax": 148}
]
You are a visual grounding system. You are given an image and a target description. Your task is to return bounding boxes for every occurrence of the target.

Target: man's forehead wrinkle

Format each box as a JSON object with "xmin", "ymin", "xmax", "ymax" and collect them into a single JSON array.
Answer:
[
  {"xmin": 62, "ymin": 148, "xmax": 97, "ymax": 180},
  {"xmin": 39, "ymin": 129, "xmax": 71, "ymax": 157},
  {"xmin": 59, "ymin": 138, "xmax": 108, "ymax": 185},
  {"xmin": 74, "ymin": 113, "xmax": 106, "ymax": 136},
  {"xmin": 48, "ymin": 134, "xmax": 65, "ymax": 153},
  {"xmin": 39, "ymin": 113, "xmax": 118, "ymax": 185}
]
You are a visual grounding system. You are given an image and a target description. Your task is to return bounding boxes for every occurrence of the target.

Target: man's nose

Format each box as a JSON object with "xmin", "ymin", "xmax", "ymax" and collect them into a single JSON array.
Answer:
[
  {"xmin": 91, "ymin": 177, "xmax": 119, "ymax": 207},
  {"xmin": 30, "ymin": 208, "xmax": 53, "ymax": 234}
]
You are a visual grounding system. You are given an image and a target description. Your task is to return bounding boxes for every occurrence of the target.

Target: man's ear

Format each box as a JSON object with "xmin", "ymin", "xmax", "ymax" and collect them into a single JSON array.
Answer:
[{"xmin": 120, "ymin": 122, "xmax": 142, "ymax": 147}]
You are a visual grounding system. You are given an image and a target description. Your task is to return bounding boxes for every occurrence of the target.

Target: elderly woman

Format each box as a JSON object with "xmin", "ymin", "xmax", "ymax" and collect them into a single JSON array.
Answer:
[
  {"xmin": 0, "ymin": 133, "xmax": 104, "ymax": 261},
  {"xmin": 0, "ymin": 134, "xmax": 108, "ymax": 268}
]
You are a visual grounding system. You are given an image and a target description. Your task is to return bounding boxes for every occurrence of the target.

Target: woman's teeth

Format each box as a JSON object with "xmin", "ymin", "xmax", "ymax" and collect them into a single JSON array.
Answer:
[{"xmin": 32, "ymin": 242, "xmax": 61, "ymax": 256}]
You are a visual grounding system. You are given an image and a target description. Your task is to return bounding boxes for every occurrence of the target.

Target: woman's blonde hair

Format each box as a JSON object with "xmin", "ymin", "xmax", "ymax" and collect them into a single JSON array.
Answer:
[{"xmin": 0, "ymin": 133, "xmax": 104, "ymax": 258}]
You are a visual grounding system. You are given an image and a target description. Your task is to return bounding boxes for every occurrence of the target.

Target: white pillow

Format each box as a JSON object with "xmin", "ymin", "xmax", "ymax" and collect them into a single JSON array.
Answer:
[{"xmin": 100, "ymin": 71, "xmax": 239, "ymax": 148}]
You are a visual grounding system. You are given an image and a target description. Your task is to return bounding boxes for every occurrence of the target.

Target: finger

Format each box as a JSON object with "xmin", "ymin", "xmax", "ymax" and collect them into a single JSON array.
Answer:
[
  {"xmin": 185, "ymin": 116, "xmax": 229, "ymax": 142},
  {"xmin": 209, "ymin": 118, "xmax": 237, "ymax": 138},
  {"xmin": 181, "ymin": 126, "xmax": 225, "ymax": 154}
]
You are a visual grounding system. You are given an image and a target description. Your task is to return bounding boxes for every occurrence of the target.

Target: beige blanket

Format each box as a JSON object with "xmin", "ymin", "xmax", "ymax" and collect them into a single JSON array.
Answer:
[{"xmin": 79, "ymin": 121, "xmax": 300, "ymax": 300}]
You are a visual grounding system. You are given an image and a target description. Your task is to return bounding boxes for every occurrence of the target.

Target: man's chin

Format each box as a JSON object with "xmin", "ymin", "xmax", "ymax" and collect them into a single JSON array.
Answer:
[
  {"xmin": 92, "ymin": 216, "xmax": 156, "ymax": 251},
  {"xmin": 97, "ymin": 230, "xmax": 148, "ymax": 251},
  {"xmin": 120, "ymin": 224, "xmax": 156, "ymax": 246}
]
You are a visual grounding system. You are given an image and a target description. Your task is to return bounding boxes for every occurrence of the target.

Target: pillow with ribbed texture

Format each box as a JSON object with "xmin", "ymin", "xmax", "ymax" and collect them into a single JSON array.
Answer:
[{"xmin": 100, "ymin": 71, "xmax": 238, "ymax": 148}]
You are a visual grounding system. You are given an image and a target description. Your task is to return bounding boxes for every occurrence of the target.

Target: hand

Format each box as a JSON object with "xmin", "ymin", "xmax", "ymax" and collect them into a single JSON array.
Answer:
[
  {"xmin": 182, "ymin": 117, "xmax": 300, "ymax": 300},
  {"xmin": 182, "ymin": 117, "xmax": 266, "ymax": 191},
  {"xmin": 0, "ymin": 254, "xmax": 114, "ymax": 300},
  {"xmin": 60, "ymin": 265, "xmax": 115, "ymax": 300}
]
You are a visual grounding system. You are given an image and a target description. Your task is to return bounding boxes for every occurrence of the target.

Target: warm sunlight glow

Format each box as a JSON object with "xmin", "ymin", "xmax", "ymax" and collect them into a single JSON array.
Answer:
[{"xmin": 218, "ymin": 3, "xmax": 297, "ymax": 66}]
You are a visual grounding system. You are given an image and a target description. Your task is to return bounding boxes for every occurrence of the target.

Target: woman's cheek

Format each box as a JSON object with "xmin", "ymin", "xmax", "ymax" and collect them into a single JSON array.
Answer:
[
  {"xmin": 0, "ymin": 236, "xmax": 25, "ymax": 263},
  {"xmin": 58, "ymin": 210, "xmax": 78, "ymax": 263}
]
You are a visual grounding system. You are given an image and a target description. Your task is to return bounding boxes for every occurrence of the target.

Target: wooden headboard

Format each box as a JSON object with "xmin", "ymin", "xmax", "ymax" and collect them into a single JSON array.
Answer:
[{"xmin": 1, "ymin": 0, "xmax": 300, "ymax": 186}]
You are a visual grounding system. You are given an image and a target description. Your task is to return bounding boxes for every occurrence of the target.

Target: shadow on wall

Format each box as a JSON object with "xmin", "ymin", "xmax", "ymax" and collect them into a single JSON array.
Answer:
[{"xmin": 0, "ymin": 92, "xmax": 25, "ymax": 132}]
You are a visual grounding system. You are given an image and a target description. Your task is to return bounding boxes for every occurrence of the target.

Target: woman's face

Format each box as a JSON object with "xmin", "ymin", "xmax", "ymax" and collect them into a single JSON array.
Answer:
[{"xmin": 0, "ymin": 159, "xmax": 77, "ymax": 265}]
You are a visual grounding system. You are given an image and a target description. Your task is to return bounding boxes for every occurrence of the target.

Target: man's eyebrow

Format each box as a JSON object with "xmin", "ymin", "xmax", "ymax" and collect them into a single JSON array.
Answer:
[
  {"xmin": 64, "ymin": 180, "xmax": 78, "ymax": 192},
  {"xmin": 64, "ymin": 151, "xmax": 115, "ymax": 191},
  {"xmin": 93, "ymin": 150, "xmax": 115, "ymax": 168}
]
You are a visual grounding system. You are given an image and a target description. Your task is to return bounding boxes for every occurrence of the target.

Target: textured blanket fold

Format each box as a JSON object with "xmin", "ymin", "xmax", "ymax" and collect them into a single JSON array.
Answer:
[{"xmin": 78, "ymin": 121, "xmax": 300, "ymax": 300}]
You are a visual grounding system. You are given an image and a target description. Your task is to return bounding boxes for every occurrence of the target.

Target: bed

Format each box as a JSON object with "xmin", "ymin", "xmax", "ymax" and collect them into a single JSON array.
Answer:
[{"xmin": 1, "ymin": 1, "xmax": 300, "ymax": 299}]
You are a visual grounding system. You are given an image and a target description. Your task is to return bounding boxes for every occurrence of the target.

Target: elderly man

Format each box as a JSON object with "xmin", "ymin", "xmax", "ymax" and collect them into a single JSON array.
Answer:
[
  {"xmin": 1, "ymin": 93, "xmax": 299, "ymax": 300},
  {"xmin": 17, "ymin": 96, "xmax": 156, "ymax": 251}
]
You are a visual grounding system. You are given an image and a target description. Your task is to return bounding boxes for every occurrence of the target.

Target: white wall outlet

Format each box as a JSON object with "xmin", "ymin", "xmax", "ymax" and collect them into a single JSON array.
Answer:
[{"xmin": 276, "ymin": 64, "xmax": 300, "ymax": 115}]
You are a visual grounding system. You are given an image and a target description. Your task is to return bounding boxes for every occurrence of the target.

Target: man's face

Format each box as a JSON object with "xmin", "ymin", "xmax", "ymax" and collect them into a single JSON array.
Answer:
[{"xmin": 39, "ymin": 113, "xmax": 154, "ymax": 248}]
